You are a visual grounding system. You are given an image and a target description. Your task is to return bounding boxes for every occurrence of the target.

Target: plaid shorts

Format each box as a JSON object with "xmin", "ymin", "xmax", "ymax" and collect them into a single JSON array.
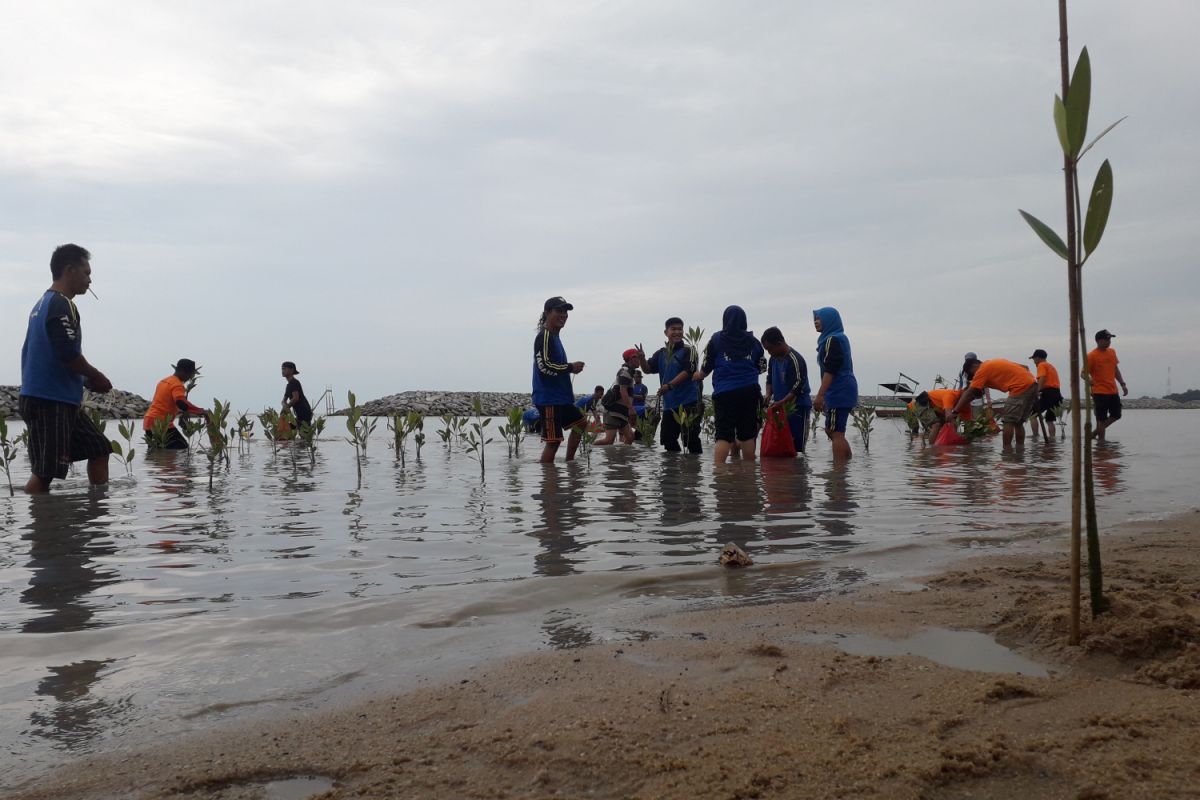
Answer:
[{"xmin": 18, "ymin": 396, "xmax": 112, "ymax": 480}]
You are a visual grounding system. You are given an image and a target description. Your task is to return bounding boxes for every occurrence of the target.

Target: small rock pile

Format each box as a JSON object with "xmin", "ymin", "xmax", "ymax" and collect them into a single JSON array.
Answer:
[{"xmin": 1, "ymin": 385, "xmax": 151, "ymax": 420}]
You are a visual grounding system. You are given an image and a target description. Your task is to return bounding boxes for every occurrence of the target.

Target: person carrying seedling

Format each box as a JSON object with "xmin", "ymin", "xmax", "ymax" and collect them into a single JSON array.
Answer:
[
  {"xmin": 1028, "ymin": 349, "xmax": 1063, "ymax": 440},
  {"xmin": 574, "ymin": 385, "xmax": 605, "ymax": 429},
  {"xmin": 701, "ymin": 305, "xmax": 767, "ymax": 464},
  {"xmin": 532, "ymin": 296, "xmax": 586, "ymax": 463},
  {"xmin": 18, "ymin": 244, "xmax": 115, "ymax": 493},
  {"xmin": 761, "ymin": 326, "xmax": 812, "ymax": 455},
  {"xmin": 640, "ymin": 317, "xmax": 704, "ymax": 454},
  {"xmin": 951, "ymin": 356, "xmax": 1037, "ymax": 449},
  {"xmin": 1086, "ymin": 329, "xmax": 1128, "ymax": 441},
  {"xmin": 143, "ymin": 359, "xmax": 209, "ymax": 449},
  {"xmin": 280, "ymin": 361, "xmax": 313, "ymax": 429},
  {"xmin": 594, "ymin": 349, "xmax": 643, "ymax": 446},
  {"xmin": 812, "ymin": 307, "xmax": 858, "ymax": 461}
]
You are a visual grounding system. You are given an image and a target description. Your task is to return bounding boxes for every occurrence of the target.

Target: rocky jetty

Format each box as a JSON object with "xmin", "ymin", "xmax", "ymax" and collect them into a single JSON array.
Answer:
[
  {"xmin": 335, "ymin": 391, "xmax": 535, "ymax": 417},
  {"xmin": 1, "ymin": 385, "xmax": 151, "ymax": 419}
]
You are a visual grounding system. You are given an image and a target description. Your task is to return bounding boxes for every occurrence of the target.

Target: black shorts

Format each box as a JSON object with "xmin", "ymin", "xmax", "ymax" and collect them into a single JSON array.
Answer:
[
  {"xmin": 1094, "ymin": 393, "xmax": 1122, "ymax": 422},
  {"xmin": 1038, "ymin": 388, "xmax": 1064, "ymax": 420},
  {"xmin": 18, "ymin": 396, "xmax": 112, "ymax": 480},
  {"xmin": 712, "ymin": 384, "xmax": 761, "ymax": 442},
  {"xmin": 538, "ymin": 403, "xmax": 585, "ymax": 444}
]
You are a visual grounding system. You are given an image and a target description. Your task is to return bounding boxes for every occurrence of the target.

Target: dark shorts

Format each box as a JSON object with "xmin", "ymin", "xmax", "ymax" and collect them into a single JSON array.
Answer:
[
  {"xmin": 538, "ymin": 403, "xmax": 585, "ymax": 444},
  {"xmin": 1094, "ymin": 393, "xmax": 1122, "ymax": 422},
  {"xmin": 713, "ymin": 385, "xmax": 761, "ymax": 442},
  {"xmin": 18, "ymin": 396, "xmax": 112, "ymax": 480},
  {"xmin": 824, "ymin": 407, "xmax": 851, "ymax": 434},
  {"xmin": 602, "ymin": 404, "xmax": 630, "ymax": 430},
  {"xmin": 1038, "ymin": 388, "xmax": 1064, "ymax": 421},
  {"xmin": 787, "ymin": 410, "xmax": 809, "ymax": 453}
]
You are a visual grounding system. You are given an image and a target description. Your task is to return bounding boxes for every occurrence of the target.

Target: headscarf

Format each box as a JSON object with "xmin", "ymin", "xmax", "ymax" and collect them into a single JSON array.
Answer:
[
  {"xmin": 718, "ymin": 305, "xmax": 754, "ymax": 359},
  {"xmin": 814, "ymin": 306, "xmax": 845, "ymax": 353}
]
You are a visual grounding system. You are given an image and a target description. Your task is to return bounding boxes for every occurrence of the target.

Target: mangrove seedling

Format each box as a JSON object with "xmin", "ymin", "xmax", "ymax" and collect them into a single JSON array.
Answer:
[
  {"xmin": 850, "ymin": 406, "xmax": 875, "ymax": 451},
  {"xmin": 462, "ymin": 397, "xmax": 493, "ymax": 479},
  {"xmin": 409, "ymin": 412, "xmax": 426, "ymax": 461},
  {"xmin": 297, "ymin": 417, "xmax": 325, "ymax": 465},
  {"xmin": 387, "ymin": 412, "xmax": 413, "ymax": 466},
  {"xmin": 258, "ymin": 408, "xmax": 282, "ymax": 454},
  {"xmin": 344, "ymin": 391, "xmax": 377, "ymax": 485},
  {"xmin": 0, "ymin": 417, "xmax": 22, "ymax": 496},
  {"xmin": 901, "ymin": 404, "xmax": 920, "ymax": 436},
  {"xmin": 111, "ymin": 420, "xmax": 138, "ymax": 478},
  {"xmin": 86, "ymin": 408, "xmax": 107, "ymax": 436},
  {"xmin": 499, "ymin": 408, "xmax": 525, "ymax": 459},
  {"xmin": 235, "ymin": 412, "xmax": 255, "ymax": 454},
  {"xmin": 203, "ymin": 398, "xmax": 232, "ymax": 490},
  {"xmin": 181, "ymin": 415, "xmax": 207, "ymax": 453},
  {"xmin": 146, "ymin": 416, "xmax": 173, "ymax": 450},
  {"xmin": 437, "ymin": 415, "xmax": 456, "ymax": 451}
]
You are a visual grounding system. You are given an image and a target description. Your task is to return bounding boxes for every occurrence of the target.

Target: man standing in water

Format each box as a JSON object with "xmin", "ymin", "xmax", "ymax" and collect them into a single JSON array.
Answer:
[
  {"xmin": 1087, "ymin": 330, "xmax": 1128, "ymax": 441},
  {"xmin": 951, "ymin": 356, "xmax": 1037, "ymax": 449},
  {"xmin": 533, "ymin": 297, "xmax": 586, "ymax": 463},
  {"xmin": 281, "ymin": 361, "xmax": 313, "ymax": 428},
  {"xmin": 641, "ymin": 317, "xmax": 703, "ymax": 454},
  {"xmin": 18, "ymin": 244, "xmax": 114, "ymax": 493},
  {"xmin": 143, "ymin": 360, "xmax": 209, "ymax": 449}
]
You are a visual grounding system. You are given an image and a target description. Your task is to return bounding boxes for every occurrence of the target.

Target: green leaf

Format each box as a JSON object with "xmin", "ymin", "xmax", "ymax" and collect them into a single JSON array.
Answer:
[
  {"xmin": 1083, "ymin": 159, "xmax": 1114, "ymax": 256},
  {"xmin": 1053, "ymin": 95, "xmax": 1070, "ymax": 155},
  {"xmin": 1018, "ymin": 210, "xmax": 1069, "ymax": 260},
  {"xmin": 1065, "ymin": 47, "xmax": 1091, "ymax": 155},
  {"xmin": 1078, "ymin": 116, "xmax": 1127, "ymax": 162},
  {"xmin": 111, "ymin": 441, "xmax": 123, "ymax": 457},
  {"xmin": 129, "ymin": 450, "xmax": 136, "ymax": 464}
]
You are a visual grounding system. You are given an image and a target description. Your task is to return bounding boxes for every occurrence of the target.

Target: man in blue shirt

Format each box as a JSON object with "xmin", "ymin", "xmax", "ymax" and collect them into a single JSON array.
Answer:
[
  {"xmin": 18, "ymin": 244, "xmax": 114, "ymax": 493},
  {"xmin": 640, "ymin": 317, "xmax": 704, "ymax": 454},
  {"xmin": 574, "ymin": 385, "xmax": 605, "ymax": 428},
  {"xmin": 532, "ymin": 296, "xmax": 586, "ymax": 463},
  {"xmin": 761, "ymin": 326, "xmax": 812, "ymax": 454}
]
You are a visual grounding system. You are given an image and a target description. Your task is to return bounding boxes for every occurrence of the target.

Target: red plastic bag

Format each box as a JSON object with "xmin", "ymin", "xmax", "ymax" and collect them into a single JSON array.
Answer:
[
  {"xmin": 761, "ymin": 407, "xmax": 797, "ymax": 457},
  {"xmin": 933, "ymin": 422, "xmax": 967, "ymax": 446}
]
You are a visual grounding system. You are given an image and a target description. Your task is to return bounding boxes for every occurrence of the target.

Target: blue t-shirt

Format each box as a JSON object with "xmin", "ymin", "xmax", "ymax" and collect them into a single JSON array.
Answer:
[
  {"xmin": 646, "ymin": 344, "xmax": 700, "ymax": 410},
  {"xmin": 703, "ymin": 333, "xmax": 765, "ymax": 396},
  {"xmin": 769, "ymin": 347, "xmax": 812, "ymax": 411},
  {"xmin": 21, "ymin": 290, "xmax": 85, "ymax": 406},
  {"xmin": 531, "ymin": 328, "xmax": 574, "ymax": 406}
]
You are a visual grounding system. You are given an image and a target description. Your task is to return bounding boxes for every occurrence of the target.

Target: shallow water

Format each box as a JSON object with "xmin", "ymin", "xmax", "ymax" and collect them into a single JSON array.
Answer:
[{"xmin": 0, "ymin": 411, "xmax": 1196, "ymax": 786}]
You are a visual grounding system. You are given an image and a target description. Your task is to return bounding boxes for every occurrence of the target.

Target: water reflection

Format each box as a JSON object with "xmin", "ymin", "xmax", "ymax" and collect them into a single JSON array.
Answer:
[
  {"xmin": 814, "ymin": 464, "xmax": 857, "ymax": 540},
  {"xmin": 1092, "ymin": 441, "xmax": 1125, "ymax": 494},
  {"xmin": 711, "ymin": 462, "xmax": 765, "ymax": 547},
  {"xmin": 21, "ymin": 494, "xmax": 123, "ymax": 749},
  {"xmin": 531, "ymin": 465, "xmax": 587, "ymax": 577}
]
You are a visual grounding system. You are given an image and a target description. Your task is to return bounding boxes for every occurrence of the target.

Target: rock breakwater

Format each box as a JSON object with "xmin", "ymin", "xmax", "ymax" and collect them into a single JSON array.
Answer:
[
  {"xmin": 335, "ymin": 391, "xmax": 534, "ymax": 417},
  {"xmin": 1, "ymin": 385, "xmax": 151, "ymax": 420}
]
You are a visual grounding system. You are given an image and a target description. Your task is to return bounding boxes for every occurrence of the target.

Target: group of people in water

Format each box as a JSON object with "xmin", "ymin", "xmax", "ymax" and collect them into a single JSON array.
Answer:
[
  {"xmin": 530, "ymin": 295, "xmax": 1130, "ymax": 465},
  {"xmin": 14, "ymin": 245, "xmax": 1131, "ymax": 493}
]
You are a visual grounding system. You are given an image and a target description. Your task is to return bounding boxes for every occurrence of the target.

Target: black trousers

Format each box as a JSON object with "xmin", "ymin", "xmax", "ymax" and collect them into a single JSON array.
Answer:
[
  {"xmin": 145, "ymin": 427, "xmax": 189, "ymax": 450},
  {"xmin": 660, "ymin": 401, "xmax": 703, "ymax": 454}
]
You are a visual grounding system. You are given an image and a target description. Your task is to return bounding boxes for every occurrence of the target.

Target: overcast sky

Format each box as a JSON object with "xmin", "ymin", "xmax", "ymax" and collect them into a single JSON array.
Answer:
[{"xmin": 2, "ymin": 1, "xmax": 1196, "ymax": 411}]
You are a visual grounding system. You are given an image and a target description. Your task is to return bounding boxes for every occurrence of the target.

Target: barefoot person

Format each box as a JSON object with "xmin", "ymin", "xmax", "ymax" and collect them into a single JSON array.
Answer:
[
  {"xmin": 812, "ymin": 307, "xmax": 858, "ymax": 461},
  {"xmin": 594, "ymin": 349, "xmax": 642, "ymax": 447},
  {"xmin": 1029, "ymin": 349, "xmax": 1063, "ymax": 440},
  {"xmin": 532, "ymin": 297, "xmax": 586, "ymax": 463},
  {"xmin": 1087, "ymin": 330, "xmax": 1128, "ymax": 441},
  {"xmin": 701, "ymin": 305, "xmax": 766, "ymax": 464},
  {"xmin": 281, "ymin": 361, "xmax": 313, "ymax": 428},
  {"xmin": 951, "ymin": 356, "xmax": 1038, "ymax": 449},
  {"xmin": 143, "ymin": 359, "xmax": 209, "ymax": 449},
  {"xmin": 641, "ymin": 317, "xmax": 704, "ymax": 454},
  {"xmin": 18, "ymin": 244, "xmax": 114, "ymax": 493}
]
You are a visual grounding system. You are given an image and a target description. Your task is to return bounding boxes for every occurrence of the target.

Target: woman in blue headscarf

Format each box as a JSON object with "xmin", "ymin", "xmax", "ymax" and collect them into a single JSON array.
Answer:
[
  {"xmin": 700, "ymin": 305, "xmax": 766, "ymax": 463},
  {"xmin": 813, "ymin": 306, "xmax": 858, "ymax": 460}
]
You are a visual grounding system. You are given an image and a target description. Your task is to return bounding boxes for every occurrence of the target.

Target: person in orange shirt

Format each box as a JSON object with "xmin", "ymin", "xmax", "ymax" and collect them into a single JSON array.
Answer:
[
  {"xmin": 143, "ymin": 359, "xmax": 209, "ymax": 449},
  {"xmin": 1086, "ymin": 329, "xmax": 1128, "ymax": 441},
  {"xmin": 951, "ymin": 356, "xmax": 1038, "ymax": 449},
  {"xmin": 1029, "ymin": 349, "xmax": 1064, "ymax": 440},
  {"xmin": 910, "ymin": 388, "xmax": 967, "ymax": 442}
]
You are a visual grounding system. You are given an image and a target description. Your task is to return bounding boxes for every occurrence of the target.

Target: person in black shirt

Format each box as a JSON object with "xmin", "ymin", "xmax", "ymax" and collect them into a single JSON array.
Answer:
[{"xmin": 280, "ymin": 361, "xmax": 313, "ymax": 426}]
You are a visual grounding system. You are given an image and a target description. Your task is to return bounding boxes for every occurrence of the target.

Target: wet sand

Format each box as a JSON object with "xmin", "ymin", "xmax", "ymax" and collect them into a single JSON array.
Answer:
[{"xmin": 10, "ymin": 510, "xmax": 1199, "ymax": 800}]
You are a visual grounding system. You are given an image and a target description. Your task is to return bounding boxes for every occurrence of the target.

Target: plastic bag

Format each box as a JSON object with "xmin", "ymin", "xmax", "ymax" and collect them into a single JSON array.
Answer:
[
  {"xmin": 933, "ymin": 422, "xmax": 967, "ymax": 446},
  {"xmin": 761, "ymin": 407, "xmax": 797, "ymax": 458}
]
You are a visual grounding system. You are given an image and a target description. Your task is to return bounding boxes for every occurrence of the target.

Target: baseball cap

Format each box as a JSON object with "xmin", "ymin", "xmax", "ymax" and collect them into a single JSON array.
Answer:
[
  {"xmin": 1029, "ymin": 349, "xmax": 1047, "ymax": 360},
  {"xmin": 543, "ymin": 296, "xmax": 574, "ymax": 311},
  {"xmin": 173, "ymin": 358, "xmax": 198, "ymax": 374},
  {"xmin": 282, "ymin": 361, "xmax": 299, "ymax": 373},
  {"xmin": 622, "ymin": 348, "xmax": 640, "ymax": 361},
  {"xmin": 963, "ymin": 351, "xmax": 977, "ymax": 362},
  {"xmin": 1095, "ymin": 329, "xmax": 1115, "ymax": 340}
]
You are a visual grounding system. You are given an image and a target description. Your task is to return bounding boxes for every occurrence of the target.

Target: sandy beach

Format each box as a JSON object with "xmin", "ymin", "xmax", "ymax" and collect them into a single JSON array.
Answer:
[{"xmin": 8, "ymin": 509, "xmax": 1199, "ymax": 800}]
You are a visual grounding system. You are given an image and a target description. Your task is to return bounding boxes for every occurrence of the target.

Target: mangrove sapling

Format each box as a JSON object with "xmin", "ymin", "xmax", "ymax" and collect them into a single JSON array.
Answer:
[
  {"xmin": 462, "ymin": 398, "xmax": 493, "ymax": 479},
  {"xmin": 701, "ymin": 403, "xmax": 716, "ymax": 443},
  {"xmin": 500, "ymin": 408, "xmax": 525, "ymax": 459},
  {"xmin": 1018, "ymin": 11, "xmax": 1122, "ymax": 632},
  {"xmin": 203, "ymin": 399, "xmax": 232, "ymax": 490},
  {"xmin": 408, "ymin": 413, "xmax": 426, "ymax": 461},
  {"xmin": 235, "ymin": 412, "xmax": 255, "ymax": 454},
  {"xmin": 146, "ymin": 416, "xmax": 173, "ymax": 450},
  {"xmin": 344, "ymin": 392, "xmax": 377, "ymax": 486},
  {"xmin": 0, "ymin": 417, "xmax": 21, "ymax": 496},
  {"xmin": 296, "ymin": 418, "xmax": 325, "ymax": 465},
  {"xmin": 86, "ymin": 408, "xmax": 107, "ymax": 436},
  {"xmin": 902, "ymin": 404, "xmax": 921, "ymax": 437},
  {"xmin": 258, "ymin": 408, "xmax": 281, "ymax": 455},
  {"xmin": 387, "ymin": 412, "xmax": 413, "ymax": 466},
  {"xmin": 437, "ymin": 415, "xmax": 456, "ymax": 451},
  {"xmin": 111, "ymin": 420, "xmax": 138, "ymax": 478},
  {"xmin": 850, "ymin": 406, "xmax": 875, "ymax": 451},
  {"xmin": 577, "ymin": 425, "xmax": 597, "ymax": 468},
  {"xmin": 181, "ymin": 416, "xmax": 207, "ymax": 455}
]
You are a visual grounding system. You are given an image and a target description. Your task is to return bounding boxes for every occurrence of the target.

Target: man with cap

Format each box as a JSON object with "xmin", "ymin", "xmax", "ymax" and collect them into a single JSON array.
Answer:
[
  {"xmin": 18, "ymin": 243, "xmax": 114, "ymax": 493},
  {"xmin": 1028, "ymin": 349, "xmax": 1063, "ymax": 440},
  {"xmin": 1087, "ymin": 329, "xmax": 1128, "ymax": 441},
  {"xmin": 533, "ymin": 297, "xmax": 586, "ymax": 462},
  {"xmin": 280, "ymin": 361, "xmax": 313, "ymax": 428},
  {"xmin": 951, "ymin": 355, "xmax": 1038, "ymax": 449},
  {"xmin": 595, "ymin": 348, "xmax": 644, "ymax": 446},
  {"xmin": 143, "ymin": 359, "xmax": 209, "ymax": 449}
]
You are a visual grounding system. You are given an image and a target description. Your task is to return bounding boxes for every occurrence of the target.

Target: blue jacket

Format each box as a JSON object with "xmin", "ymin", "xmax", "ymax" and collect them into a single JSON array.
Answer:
[
  {"xmin": 647, "ymin": 344, "xmax": 700, "ymax": 410},
  {"xmin": 769, "ymin": 346, "xmax": 812, "ymax": 410},
  {"xmin": 21, "ymin": 290, "xmax": 85, "ymax": 406},
  {"xmin": 532, "ymin": 328, "xmax": 574, "ymax": 405},
  {"xmin": 814, "ymin": 306, "xmax": 858, "ymax": 409},
  {"xmin": 703, "ymin": 306, "xmax": 765, "ymax": 396}
]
